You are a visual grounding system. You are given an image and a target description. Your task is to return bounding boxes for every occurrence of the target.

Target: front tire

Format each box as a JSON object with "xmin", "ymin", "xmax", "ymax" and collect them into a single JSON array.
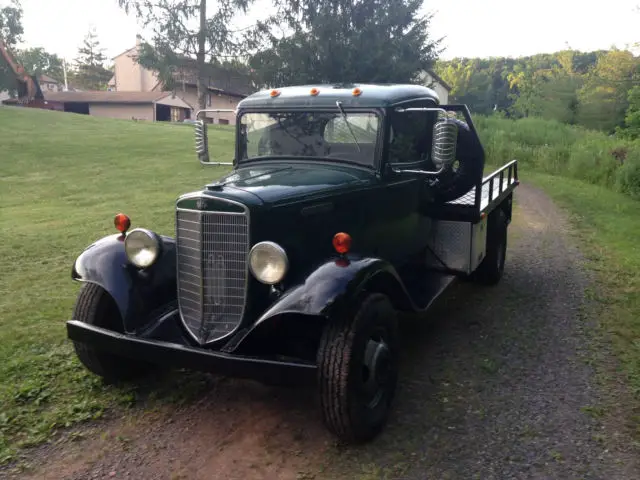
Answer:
[
  {"xmin": 72, "ymin": 283, "xmax": 153, "ymax": 382},
  {"xmin": 317, "ymin": 293, "xmax": 399, "ymax": 443}
]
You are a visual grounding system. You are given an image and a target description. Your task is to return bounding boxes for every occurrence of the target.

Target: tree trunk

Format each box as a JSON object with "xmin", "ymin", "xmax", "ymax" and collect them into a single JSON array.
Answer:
[{"xmin": 197, "ymin": 0, "xmax": 207, "ymax": 111}]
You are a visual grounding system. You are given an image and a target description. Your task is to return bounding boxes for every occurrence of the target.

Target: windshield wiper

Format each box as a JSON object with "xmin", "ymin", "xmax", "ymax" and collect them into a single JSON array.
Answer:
[{"xmin": 336, "ymin": 101, "xmax": 361, "ymax": 153}]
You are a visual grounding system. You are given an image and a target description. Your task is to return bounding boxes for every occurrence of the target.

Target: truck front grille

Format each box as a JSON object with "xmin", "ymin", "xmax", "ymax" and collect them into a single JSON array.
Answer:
[{"xmin": 176, "ymin": 205, "xmax": 249, "ymax": 344}]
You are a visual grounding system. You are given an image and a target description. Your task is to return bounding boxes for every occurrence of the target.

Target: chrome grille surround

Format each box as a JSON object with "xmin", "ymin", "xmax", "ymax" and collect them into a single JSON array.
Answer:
[{"xmin": 175, "ymin": 196, "xmax": 250, "ymax": 345}]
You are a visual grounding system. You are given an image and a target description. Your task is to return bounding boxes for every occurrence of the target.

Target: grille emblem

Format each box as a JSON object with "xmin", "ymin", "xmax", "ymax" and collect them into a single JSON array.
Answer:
[
  {"xmin": 196, "ymin": 198, "xmax": 207, "ymax": 210},
  {"xmin": 207, "ymin": 253, "xmax": 226, "ymax": 307}
]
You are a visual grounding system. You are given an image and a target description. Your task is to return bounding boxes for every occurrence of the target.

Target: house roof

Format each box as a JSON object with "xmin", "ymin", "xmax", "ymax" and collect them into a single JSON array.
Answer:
[
  {"xmin": 175, "ymin": 80, "xmax": 249, "ymax": 98},
  {"xmin": 39, "ymin": 74, "xmax": 60, "ymax": 84},
  {"xmin": 425, "ymin": 69, "xmax": 451, "ymax": 92},
  {"xmin": 43, "ymin": 90, "xmax": 177, "ymax": 104},
  {"xmin": 112, "ymin": 45, "xmax": 137, "ymax": 60}
]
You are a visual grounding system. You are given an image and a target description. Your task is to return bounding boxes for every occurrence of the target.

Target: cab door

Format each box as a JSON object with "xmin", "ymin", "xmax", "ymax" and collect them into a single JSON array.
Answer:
[{"xmin": 373, "ymin": 101, "xmax": 440, "ymax": 265}]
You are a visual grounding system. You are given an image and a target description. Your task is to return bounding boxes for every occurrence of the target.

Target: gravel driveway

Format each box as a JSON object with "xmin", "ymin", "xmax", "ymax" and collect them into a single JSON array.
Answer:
[{"xmin": 9, "ymin": 183, "xmax": 639, "ymax": 480}]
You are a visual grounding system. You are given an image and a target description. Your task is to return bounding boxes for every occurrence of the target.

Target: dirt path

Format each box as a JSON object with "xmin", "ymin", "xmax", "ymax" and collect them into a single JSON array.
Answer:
[{"xmin": 7, "ymin": 183, "xmax": 639, "ymax": 480}]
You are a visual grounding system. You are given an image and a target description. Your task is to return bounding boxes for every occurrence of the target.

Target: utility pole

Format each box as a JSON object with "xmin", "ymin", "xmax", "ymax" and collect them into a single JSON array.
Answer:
[{"xmin": 63, "ymin": 58, "xmax": 69, "ymax": 91}]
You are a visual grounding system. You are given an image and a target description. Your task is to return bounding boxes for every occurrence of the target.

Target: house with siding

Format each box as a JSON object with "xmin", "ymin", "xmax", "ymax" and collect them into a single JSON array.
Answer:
[
  {"xmin": 107, "ymin": 36, "xmax": 252, "ymax": 124},
  {"xmin": 419, "ymin": 70, "xmax": 451, "ymax": 105},
  {"xmin": 42, "ymin": 90, "xmax": 193, "ymax": 121},
  {"xmin": 21, "ymin": 36, "xmax": 252, "ymax": 123},
  {"xmin": 39, "ymin": 74, "xmax": 63, "ymax": 93}
]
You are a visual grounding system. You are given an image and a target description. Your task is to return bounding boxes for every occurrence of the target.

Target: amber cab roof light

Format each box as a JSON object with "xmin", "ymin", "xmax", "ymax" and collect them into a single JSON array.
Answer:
[
  {"xmin": 333, "ymin": 232, "xmax": 352, "ymax": 254},
  {"xmin": 114, "ymin": 213, "xmax": 131, "ymax": 234}
]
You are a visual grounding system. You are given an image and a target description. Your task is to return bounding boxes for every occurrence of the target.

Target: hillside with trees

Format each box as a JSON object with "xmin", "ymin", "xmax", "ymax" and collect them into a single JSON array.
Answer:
[{"xmin": 434, "ymin": 49, "xmax": 640, "ymax": 138}]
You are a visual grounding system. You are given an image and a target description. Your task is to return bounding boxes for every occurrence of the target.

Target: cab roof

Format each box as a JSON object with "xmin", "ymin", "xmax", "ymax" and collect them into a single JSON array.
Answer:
[{"xmin": 237, "ymin": 83, "xmax": 440, "ymax": 110}]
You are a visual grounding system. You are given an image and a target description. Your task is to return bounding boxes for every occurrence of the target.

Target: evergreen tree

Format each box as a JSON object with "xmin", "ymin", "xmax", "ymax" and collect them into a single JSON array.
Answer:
[
  {"xmin": 250, "ymin": 0, "xmax": 441, "ymax": 87},
  {"xmin": 73, "ymin": 29, "xmax": 112, "ymax": 90}
]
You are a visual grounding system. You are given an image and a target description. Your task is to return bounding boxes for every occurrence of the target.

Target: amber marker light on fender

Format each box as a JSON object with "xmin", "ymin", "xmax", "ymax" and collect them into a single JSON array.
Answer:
[
  {"xmin": 310, "ymin": 87, "xmax": 320, "ymax": 96},
  {"xmin": 270, "ymin": 89, "xmax": 280, "ymax": 97},
  {"xmin": 352, "ymin": 87, "xmax": 362, "ymax": 96},
  {"xmin": 333, "ymin": 232, "xmax": 352, "ymax": 254},
  {"xmin": 114, "ymin": 213, "xmax": 131, "ymax": 234}
]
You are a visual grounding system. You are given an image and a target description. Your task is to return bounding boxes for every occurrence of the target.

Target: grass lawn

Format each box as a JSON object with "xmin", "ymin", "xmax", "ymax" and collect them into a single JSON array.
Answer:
[{"xmin": 0, "ymin": 107, "xmax": 234, "ymax": 463}]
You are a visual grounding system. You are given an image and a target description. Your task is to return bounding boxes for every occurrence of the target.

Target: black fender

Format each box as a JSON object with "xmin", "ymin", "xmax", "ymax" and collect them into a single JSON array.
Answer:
[
  {"xmin": 71, "ymin": 233, "xmax": 177, "ymax": 334},
  {"xmin": 233, "ymin": 256, "xmax": 416, "ymax": 355}
]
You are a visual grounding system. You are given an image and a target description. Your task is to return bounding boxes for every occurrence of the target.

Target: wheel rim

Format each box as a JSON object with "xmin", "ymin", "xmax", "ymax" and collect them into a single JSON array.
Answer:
[{"xmin": 361, "ymin": 331, "xmax": 393, "ymax": 410}]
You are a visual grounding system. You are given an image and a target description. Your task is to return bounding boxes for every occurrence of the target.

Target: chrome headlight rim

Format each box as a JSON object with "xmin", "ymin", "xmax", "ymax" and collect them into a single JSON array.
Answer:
[
  {"xmin": 248, "ymin": 241, "xmax": 289, "ymax": 285},
  {"xmin": 124, "ymin": 228, "xmax": 163, "ymax": 268}
]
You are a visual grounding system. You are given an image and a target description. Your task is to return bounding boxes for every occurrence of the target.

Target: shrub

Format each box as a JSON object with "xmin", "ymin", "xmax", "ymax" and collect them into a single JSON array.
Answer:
[
  {"xmin": 566, "ymin": 138, "xmax": 622, "ymax": 188},
  {"xmin": 473, "ymin": 113, "xmax": 640, "ymax": 201},
  {"xmin": 615, "ymin": 148, "xmax": 640, "ymax": 199}
]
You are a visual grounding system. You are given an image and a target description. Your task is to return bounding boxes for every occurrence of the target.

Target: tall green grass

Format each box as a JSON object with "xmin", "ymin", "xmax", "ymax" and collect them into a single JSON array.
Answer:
[{"xmin": 474, "ymin": 116, "xmax": 640, "ymax": 199}]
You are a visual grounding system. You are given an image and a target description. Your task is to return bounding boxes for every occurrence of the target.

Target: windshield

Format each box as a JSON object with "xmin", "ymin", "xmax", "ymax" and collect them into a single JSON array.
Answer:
[{"xmin": 238, "ymin": 111, "xmax": 381, "ymax": 167}]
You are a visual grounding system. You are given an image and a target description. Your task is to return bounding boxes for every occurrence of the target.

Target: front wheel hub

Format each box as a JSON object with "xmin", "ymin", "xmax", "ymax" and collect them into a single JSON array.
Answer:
[{"xmin": 362, "ymin": 336, "xmax": 392, "ymax": 408}]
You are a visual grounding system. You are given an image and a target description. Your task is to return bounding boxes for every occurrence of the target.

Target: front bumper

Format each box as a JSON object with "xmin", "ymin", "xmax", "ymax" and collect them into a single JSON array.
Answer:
[{"xmin": 66, "ymin": 320, "xmax": 317, "ymax": 385}]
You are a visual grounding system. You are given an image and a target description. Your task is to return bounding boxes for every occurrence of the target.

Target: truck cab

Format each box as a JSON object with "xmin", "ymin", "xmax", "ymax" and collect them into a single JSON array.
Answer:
[{"xmin": 66, "ymin": 83, "xmax": 519, "ymax": 443}]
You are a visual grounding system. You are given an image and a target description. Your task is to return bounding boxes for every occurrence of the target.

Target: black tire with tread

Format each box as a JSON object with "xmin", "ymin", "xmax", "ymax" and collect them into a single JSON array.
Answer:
[
  {"xmin": 471, "ymin": 209, "xmax": 508, "ymax": 285},
  {"xmin": 317, "ymin": 293, "xmax": 399, "ymax": 443},
  {"xmin": 430, "ymin": 118, "xmax": 486, "ymax": 204},
  {"xmin": 72, "ymin": 283, "xmax": 153, "ymax": 382}
]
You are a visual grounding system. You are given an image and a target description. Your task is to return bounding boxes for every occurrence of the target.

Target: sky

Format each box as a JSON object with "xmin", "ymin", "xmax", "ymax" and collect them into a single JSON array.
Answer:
[{"xmin": 9, "ymin": 0, "xmax": 640, "ymax": 62}]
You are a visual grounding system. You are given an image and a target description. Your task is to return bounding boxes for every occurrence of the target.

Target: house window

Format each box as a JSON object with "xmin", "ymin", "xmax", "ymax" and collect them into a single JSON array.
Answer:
[{"xmin": 218, "ymin": 119, "xmax": 229, "ymax": 125}]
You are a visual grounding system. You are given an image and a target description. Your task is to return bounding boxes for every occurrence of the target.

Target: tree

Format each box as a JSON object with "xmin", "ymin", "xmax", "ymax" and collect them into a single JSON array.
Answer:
[
  {"xmin": 434, "ymin": 58, "xmax": 499, "ymax": 114},
  {"xmin": 0, "ymin": 0, "xmax": 24, "ymax": 94},
  {"xmin": 617, "ymin": 86, "xmax": 640, "ymax": 139},
  {"xmin": 507, "ymin": 66, "xmax": 546, "ymax": 118},
  {"xmin": 433, "ymin": 49, "xmax": 636, "ymax": 127},
  {"xmin": 73, "ymin": 29, "xmax": 112, "ymax": 90},
  {"xmin": 16, "ymin": 47, "xmax": 64, "ymax": 83},
  {"xmin": 118, "ymin": 0, "xmax": 256, "ymax": 110},
  {"xmin": 577, "ymin": 49, "xmax": 640, "ymax": 132},
  {"xmin": 250, "ymin": 0, "xmax": 441, "ymax": 87}
]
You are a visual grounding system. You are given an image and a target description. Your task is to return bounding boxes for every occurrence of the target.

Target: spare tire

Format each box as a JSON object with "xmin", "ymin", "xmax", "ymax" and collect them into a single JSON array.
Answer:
[{"xmin": 429, "ymin": 118, "xmax": 485, "ymax": 204}]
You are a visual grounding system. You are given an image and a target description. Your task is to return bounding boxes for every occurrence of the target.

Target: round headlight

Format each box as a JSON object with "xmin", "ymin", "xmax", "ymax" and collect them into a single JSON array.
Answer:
[
  {"xmin": 124, "ymin": 228, "xmax": 162, "ymax": 268},
  {"xmin": 248, "ymin": 241, "xmax": 288, "ymax": 284}
]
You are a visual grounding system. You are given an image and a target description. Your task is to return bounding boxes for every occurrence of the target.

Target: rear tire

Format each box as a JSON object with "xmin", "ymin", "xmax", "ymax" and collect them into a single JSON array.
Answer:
[
  {"xmin": 72, "ymin": 283, "xmax": 153, "ymax": 382},
  {"xmin": 430, "ymin": 118, "xmax": 485, "ymax": 204},
  {"xmin": 317, "ymin": 293, "xmax": 399, "ymax": 443},
  {"xmin": 471, "ymin": 209, "xmax": 508, "ymax": 285}
]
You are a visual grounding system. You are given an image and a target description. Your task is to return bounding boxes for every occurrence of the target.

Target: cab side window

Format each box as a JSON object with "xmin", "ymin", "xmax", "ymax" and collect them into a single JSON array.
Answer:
[{"xmin": 388, "ymin": 108, "xmax": 436, "ymax": 164}]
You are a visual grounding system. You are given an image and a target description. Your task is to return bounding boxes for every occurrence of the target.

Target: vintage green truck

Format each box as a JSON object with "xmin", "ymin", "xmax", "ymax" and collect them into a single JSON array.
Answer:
[{"xmin": 66, "ymin": 83, "xmax": 519, "ymax": 443}]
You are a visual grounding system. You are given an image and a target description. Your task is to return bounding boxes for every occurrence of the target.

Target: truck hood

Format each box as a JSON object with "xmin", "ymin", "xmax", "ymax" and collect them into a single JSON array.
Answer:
[{"xmin": 206, "ymin": 162, "xmax": 377, "ymax": 204}]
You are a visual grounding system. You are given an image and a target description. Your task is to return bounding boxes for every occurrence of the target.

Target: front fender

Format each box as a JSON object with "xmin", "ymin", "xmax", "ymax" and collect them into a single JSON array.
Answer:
[
  {"xmin": 249, "ymin": 256, "xmax": 415, "ymax": 331},
  {"xmin": 72, "ymin": 233, "xmax": 176, "ymax": 333}
]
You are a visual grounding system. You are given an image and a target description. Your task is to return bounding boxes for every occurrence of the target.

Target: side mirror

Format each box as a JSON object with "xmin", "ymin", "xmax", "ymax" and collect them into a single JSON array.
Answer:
[
  {"xmin": 194, "ymin": 119, "xmax": 210, "ymax": 163},
  {"xmin": 193, "ymin": 109, "xmax": 236, "ymax": 166}
]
